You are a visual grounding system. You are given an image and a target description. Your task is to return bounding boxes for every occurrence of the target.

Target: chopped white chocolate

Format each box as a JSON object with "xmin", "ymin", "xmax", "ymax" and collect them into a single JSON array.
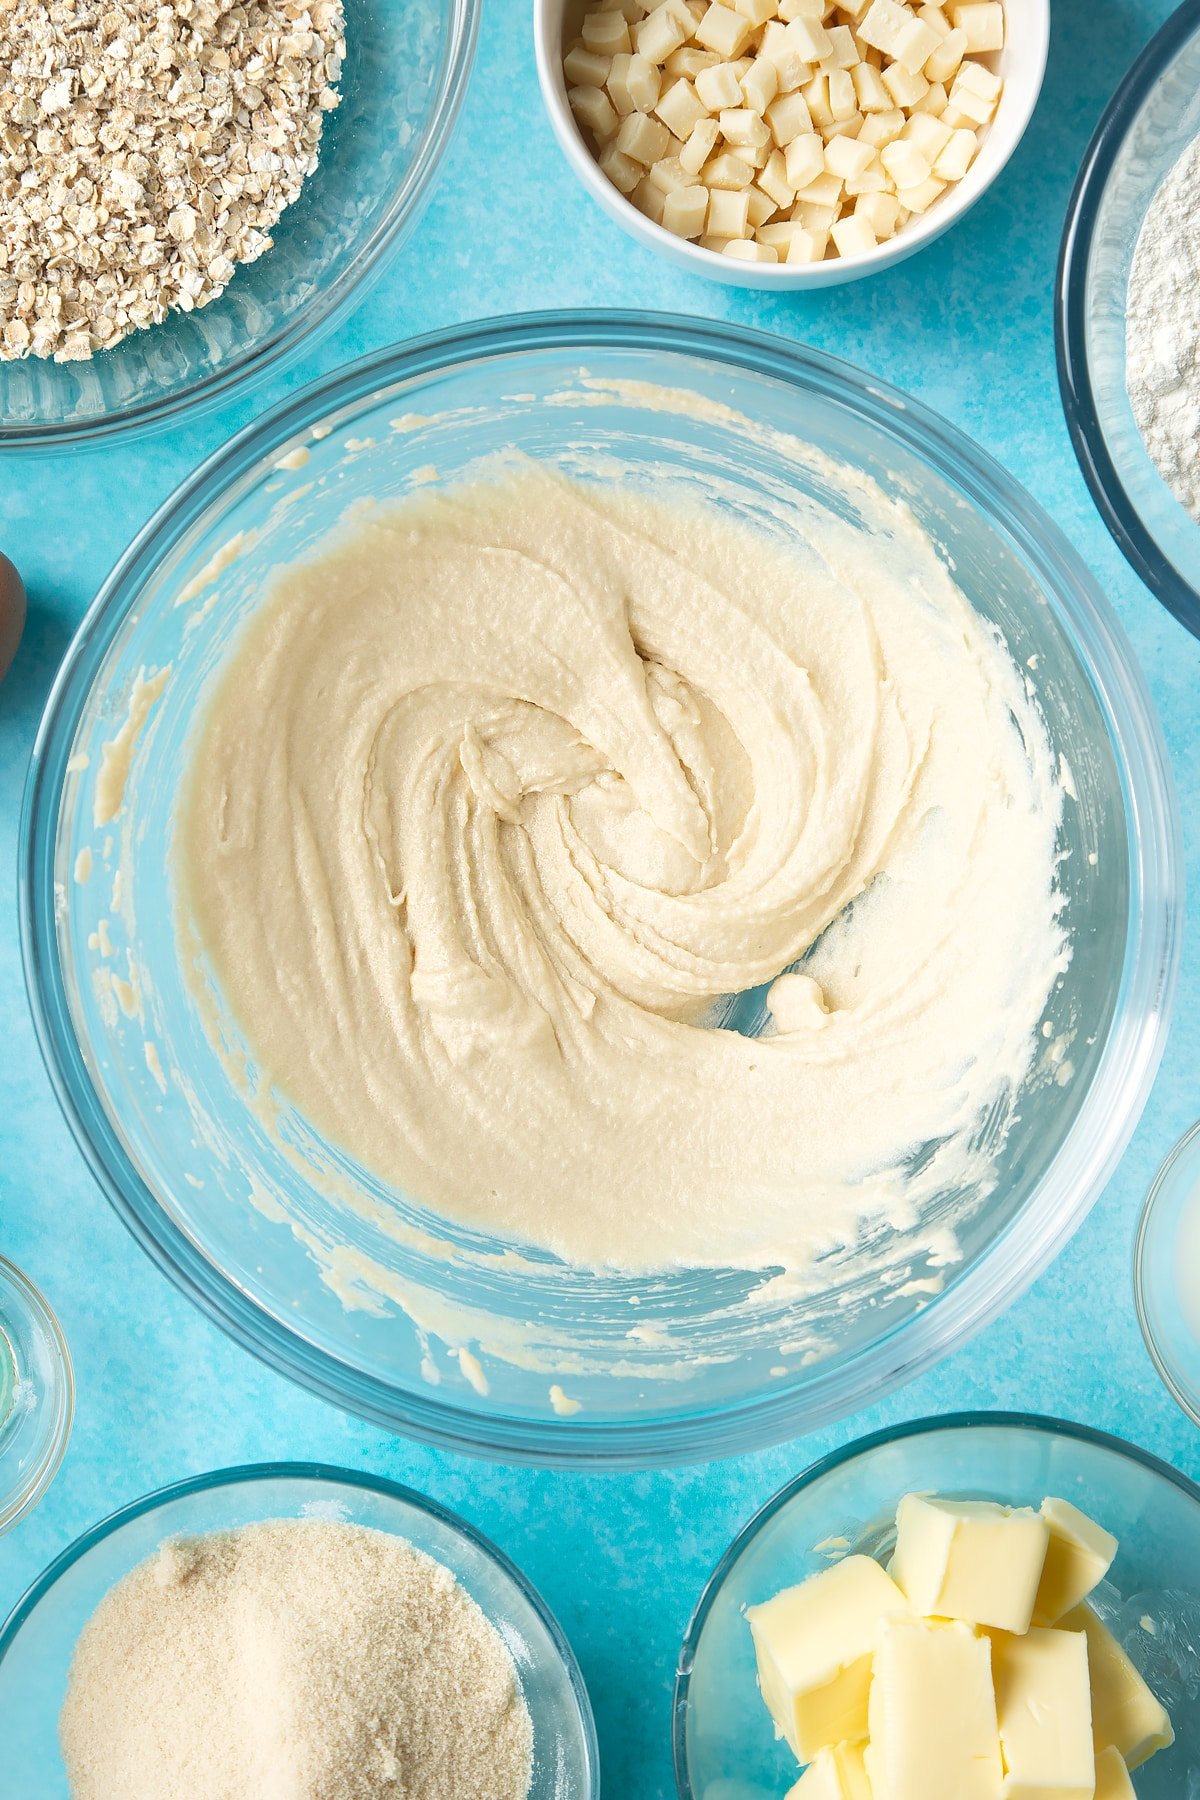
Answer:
[
  {"xmin": 825, "ymin": 132, "xmax": 875, "ymax": 177},
  {"xmin": 766, "ymin": 88, "xmax": 815, "ymax": 144},
  {"xmin": 680, "ymin": 115, "xmax": 721, "ymax": 170},
  {"xmin": 662, "ymin": 182, "xmax": 709, "ymax": 233},
  {"xmin": 614, "ymin": 108, "xmax": 672, "ymax": 161},
  {"xmin": 931, "ymin": 124, "xmax": 976, "ymax": 178},
  {"xmin": 564, "ymin": 43, "xmax": 613, "ymax": 87},
  {"xmin": 569, "ymin": 84, "xmax": 620, "ymax": 142},
  {"xmin": 830, "ymin": 212, "xmax": 877, "ymax": 256},
  {"xmin": 598, "ymin": 143, "xmax": 643, "ymax": 191},
  {"xmin": 742, "ymin": 53, "xmax": 780, "ymax": 110},
  {"xmin": 722, "ymin": 237, "xmax": 779, "ymax": 259},
  {"xmin": 784, "ymin": 129, "xmax": 825, "ymax": 186},
  {"xmin": 706, "ymin": 185, "xmax": 752, "ymax": 232},
  {"xmin": 582, "ymin": 10, "xmax": 632, "ymax": 55},
  {"xmin": 925, "ymin": 24, "xmax": 967, "ymax": 80},
  {"xmin": 656, "ymin": 75, "xmax": 709, "ymax": 135},
  {"xmin": 564, "ymin": 0, "xmax": 1007, "ymax": 263},
  {"xmin": 950, "ymin": 0, "xmax": 1003, "ymax": 51},
  {"xmin": 695, "ymin": 1, "xmax": 755, "ymax": 56},
  {"xmin": 636, "ymin": 2, "xmax": 691, "ymax": 62}
]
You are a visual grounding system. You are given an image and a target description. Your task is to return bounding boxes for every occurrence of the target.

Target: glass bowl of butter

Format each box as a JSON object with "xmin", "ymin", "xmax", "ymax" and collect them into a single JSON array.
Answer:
[
  {"xmin": 675, "ymin": 1412, "xmax": 1200, "ymax": 1799},
  {"xmin": 19, "ymin": 312, "xmax": 1180, "ymax": 1467}
]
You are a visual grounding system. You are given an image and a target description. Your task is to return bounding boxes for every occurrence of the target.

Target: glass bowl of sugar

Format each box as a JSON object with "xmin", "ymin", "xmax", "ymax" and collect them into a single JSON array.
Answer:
[
  {"xmin": 1057, "ymin": 1, "xmax": 1200, "ymax": 641},
  {"xmin": 0, "ymin": 1461, "xmax": 598, "ymax": 1797}
]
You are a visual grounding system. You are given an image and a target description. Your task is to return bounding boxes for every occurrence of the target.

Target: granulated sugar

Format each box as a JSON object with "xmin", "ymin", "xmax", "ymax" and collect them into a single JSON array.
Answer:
[
  {"xmin": 1127, "ymin": 131, "xmax": 1200, "ymax": 523},
  {"xmin": 58, "ymin": 1518, "xmax": 534, "ymax": 1799}
]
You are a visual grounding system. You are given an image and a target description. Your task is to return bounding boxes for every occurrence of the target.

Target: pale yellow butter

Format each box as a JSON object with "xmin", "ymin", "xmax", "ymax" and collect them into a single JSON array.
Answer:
[
  {"xmin": 1061, "ymin": 1604, "xmax": 1174, "ymax": 1770},
  {"xmin": 747, "ymin": 1555, "xmax": 909, "ymax": 1762},
  {"xmin": 787, "ymin": 1740, "xmax": 873, "ymax": 1799},
  {"xmin": 892, "ymin": 1495, "xmax": 1049, "ymax": 1634},
  {"xmin": 1093, "ymin": 1746, "xmax": 1136, "ymax": 1799},
  {"xmin": 866, "ymin": 1616, "xmax": 1003, "ymax": 1800},
  {"xmin": 991, "ymin": 1625, "xmax": 1094, "ymax": 1799},
  {"xmin": 1032, "ymin": 1498, "xmax": 1117, "ymax": 1627}
]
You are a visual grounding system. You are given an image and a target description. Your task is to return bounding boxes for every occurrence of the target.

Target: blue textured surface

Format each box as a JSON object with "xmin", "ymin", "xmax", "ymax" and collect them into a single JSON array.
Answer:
[{"xmin": 1, "ymin": 2, "xmax": 1198, "ymax": 1794}]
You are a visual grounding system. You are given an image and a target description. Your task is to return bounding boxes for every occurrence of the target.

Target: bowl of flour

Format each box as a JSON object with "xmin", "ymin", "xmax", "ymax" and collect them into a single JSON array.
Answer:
[
  {"xmin": 1057, "ymin": 0, "xmax": 1200, "ymax": 641},
  {"xmin": 0, "ymin": 1462, "xmax": 598, "ymax": 1798}
]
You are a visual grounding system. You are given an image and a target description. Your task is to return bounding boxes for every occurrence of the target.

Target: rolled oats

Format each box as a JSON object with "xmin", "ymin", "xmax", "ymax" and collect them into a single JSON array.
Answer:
[{"xmin": 0, "ymin": 0, "xmax": 345, "ymax": 362}]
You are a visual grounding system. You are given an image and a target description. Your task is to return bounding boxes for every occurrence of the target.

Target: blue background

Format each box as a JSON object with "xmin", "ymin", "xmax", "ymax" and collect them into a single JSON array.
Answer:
[{"xmin": 1, "ymin": 1, "xmax": 1197, "ymax": 1793}]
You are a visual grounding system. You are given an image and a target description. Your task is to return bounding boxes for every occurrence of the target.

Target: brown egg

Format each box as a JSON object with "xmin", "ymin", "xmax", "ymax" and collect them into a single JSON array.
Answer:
[{"xmin": 0, "ymin": 553, "xmax": 25, "ymax": 682}]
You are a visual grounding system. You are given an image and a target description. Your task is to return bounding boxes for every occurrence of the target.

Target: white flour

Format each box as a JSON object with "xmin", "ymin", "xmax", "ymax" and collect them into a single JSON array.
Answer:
[
  {"xmin": 1127, "ymin": 133, "xmax": 1200, "ymax": 522},
  {"xmin": 59, "ymin": 1519, "xmax": 534, "ymax": 1800}
]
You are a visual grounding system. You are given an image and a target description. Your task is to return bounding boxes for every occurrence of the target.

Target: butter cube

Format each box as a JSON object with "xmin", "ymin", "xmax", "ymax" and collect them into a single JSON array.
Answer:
[
  {"xmin": 747, "ymin": 1555, "xmax": 910, "ymax": 1763},
  {"xmin": 892, "ymin": 1495, "xmax": 1050, "ymax": 1634},
  {"xmin": 1033, "ymin": 1500, "xmax": 1118, "ymax": 1627},
  {"xmin": 866, "ymin": 1617, "xmax": 1003, "ymax": 1800},
  {"xmin": 1061, "ymin": 1605, "xmax": 1174, "ymax": 1771},
  {"xmin": 1093, "ymin": 1746, "xmax": 1136, "ymax": 1799},
  {"xmin": 992, "ymin": 1627, "xmax": 1094, "ymax": 1799},
  {"xmin": 788, "ymin": 1740, "xmax": 874, "ymax": 1798}
]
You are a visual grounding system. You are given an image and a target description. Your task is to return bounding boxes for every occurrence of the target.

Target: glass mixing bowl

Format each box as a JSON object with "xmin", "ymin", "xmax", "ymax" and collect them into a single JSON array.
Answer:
[
  {"xmin": 1057, "ymin": 1, "xmax": 1200, "ymax": 639},
  {"xmin": 20, "ymin": 313, "xmax": 1181, "ymax": 1467},
  {"xmin": 675, "ymin": 1413, "xmax": 1200, "ymax": 1800},
  {"xmin": 0, "ymin": 1255, "xmax": 73, "ymax": 1534},
  {"xmin": 0, "ymin": 1461, "xmax": 598, "ymax": 1797},
  {"xmin": 0, "ymin": 0, "xmax": 479, "ymax": 447},
  {"xmin": 1135, "ymin": 1120, "xmax": 1200, "ymax": 1429}
]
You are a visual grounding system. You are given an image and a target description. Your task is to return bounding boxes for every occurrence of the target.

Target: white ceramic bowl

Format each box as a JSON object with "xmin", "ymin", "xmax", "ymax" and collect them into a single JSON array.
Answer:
[{"xmin": 534, "ymin": 0, "xmax": 1049, "ymax": 287}]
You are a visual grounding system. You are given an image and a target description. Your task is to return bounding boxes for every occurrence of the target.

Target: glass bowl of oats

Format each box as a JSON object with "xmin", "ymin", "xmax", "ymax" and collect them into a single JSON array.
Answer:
[{"xmin": 0, "ymin": 0, "xmax": 480, "ymax": 446}]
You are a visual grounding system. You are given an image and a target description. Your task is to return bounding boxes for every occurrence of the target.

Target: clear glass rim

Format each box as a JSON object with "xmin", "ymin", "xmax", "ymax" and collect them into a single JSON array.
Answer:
[
  {"xmin": 671, "ymin": 1408, "xmax": 1200, "ymax": 1800},
  {"xmin": 0, "ymin": 1254, "xmax": 74, "ymax": 1536},
  {"xmin": 0, "ymin": 0, "xmax": 481, "ymax": 451},
  {"xmin": 1134, "ymin": 1117, "xmax": 1200, "ymax": 1428},
  {"xmin": 0, "ymin": 1456, "xmax": 600, "ymax": 1793},
  {"xmin": 1054, "ymin": 0, "xmax": 1200, "ymax": 641},
  {"xmin": 18, "ymin": 310, "xmax": 1183, "ymax": 1468}
]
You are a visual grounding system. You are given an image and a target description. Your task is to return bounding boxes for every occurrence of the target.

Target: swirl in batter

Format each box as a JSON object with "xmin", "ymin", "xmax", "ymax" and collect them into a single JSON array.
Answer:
[{"xmin": 176, "ymin": 464, "xmax": 1067, "ymax": 1276}]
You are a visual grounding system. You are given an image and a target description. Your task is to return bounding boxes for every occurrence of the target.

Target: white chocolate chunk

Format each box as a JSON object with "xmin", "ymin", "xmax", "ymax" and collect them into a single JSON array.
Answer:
[
  {"xmin": 787, "ymin": 14, "xmax": 833, "ymax": 59},
  {"xmin": 706, "ymin": 184, "xmax": 751, "ymax": 232},
  {"xmin": 901, "ymin": 110, "xmax": 953, "ymax": 158},
  {"xmin": 748, "ymin": 1555, "xmax": 910, "ymax": 1762},
  {"xmin": 664, "ymin": 43, "xmax": 720, "ymax": 74},
  {"xmin": 1093, "ymin": 1746, "xmax": 1136, "ymax": 1800},
  {"xmin": 950, "ymin": 0, "xmax": 1004, "ymax": 51},
  {"xmin": 992, "ymin": 1627, "xmax": 1095, "ymax": 1800},
  {"xmin": 722, "ymin": 235, "xmax": 778, "ymax": 259},
  {"xmin": 858, "ymin": 106, "xmax": 906, "ymax": 146},
  {"xmin": 662, "ymin": 182, "xmax": 708, "ymax": 233},
  {"xmin": 766, "ymin": 88, "xmax": 814, "ymax": 143},
  {"xmin": 882, "ymin": 60, "xmax": 929, "ymax": 108},
  {"xmin": 866, "ymin": 1618, "xmax": 1003, "ymax": 1800},
  {"xmin": 824, "ymin": 130, "xmax": 874, "ymax": 177},
  {"xmin": 821, "ymin": 23, "xmax": 858, "ymax": 68},
  {"xmin": 721, "ymin": 104, "xmax": 771, "ymax": 145},
  {"xmin": 704, "ymin": 148, "xmax": 756, "ymax": 185},
  {"xmin": 1033, "ymin": 1499, "xmax": 1118, "ymax": 1628},
  {"xmin": 762, "ymin": 20, "xmax": 815, "ymax": 88},
  {"xmin": 569, "ymin": 84, "xmax": 620, "ymax": 142},
  {"xmin": 598, "ymin": 143, "xmax": 643, "ymax": 191},
  {"xmin": 696, "ymin": 58, "xmax": 744, "ymax": 107},
  {"xmin": 853, "ymin": 60, "xmax": 891, "ymax": 110},
  {"xmin": 636, "ymin": 2, "xmax": 690, "ymax": 62},
  {"xmin": 656, "ymin": 75, "xmax": 708, "ymax": 135},
  {"xmin": 913, "ymin": 78, "xmax": 949, "ymax": 115},
  {"xmin": 931, "ymin": 123, "xmax": 976, "ymax": 178},
  {"xmin": 826, "ymin": 67, "xmax": 857, "ymax": 118},
  {"xmin": 694, "ymin": 1, "xmax": 754, "ymax": 56},
  {"xmin": 564, "ymin": 43, "xmax": 613, "ymax": 87},
  {"xmin": 891, "ymin": 1495, "xmax": 1050, "ymax": 1635},
  {"xmin": 732, "ymin": 0, "xmax": 776, "ymax": 22},
  {"xmin": 631, "ymin": 173, "xmax": 667, "ymax": 220},
  {"xmin": 614, "ymin": 108, "xmax": 672, "ymax": 161},
  {"xmin": 857, "ymin": 0, "xmax": 913, "ymax": 57},
  {"xmin": 679, "ymin": 115, "xmax": 721, "ymax": 171},
  {"xmin": 830, "ymin": 212, "xmax": 876, "ymax": 256},
  {"xmin": 758, "ymin": 146, "xmax": 796, "ymax": 205},
  {"xmin": 855, "ymin": 188, "xmax": 903, "ymax": 235},
  {"xmin": 741, "ymin": 54, "xmax": 780, "ymax": 111},
  {"xmin": 647, "ymin": 152, "xmax": 693, "ymax": 192},
  {"xmin": 1060, "ymin": 1605, "xmax": 1175, "ymax": 1770},
  {"xmin": 895, "ymin": 173, "xmax": 946, "ymax": 211},
  {"xmin": 924, "ymin": 24, "xmax": 967, "ymax": 81},
  {"xmin": 880, "ymin": 136, "xmax": 931, "ymax": 189},
  {"xmin": 794, "ymin": 168, "xmax": 843, "ymax": 206},
  {"xmin": 894, "ymin": 15, "xmax": 941, "ymax": 73},
  {"xmin": 582, "ymin": 9, "xmax": 632, "ymax": 54}
]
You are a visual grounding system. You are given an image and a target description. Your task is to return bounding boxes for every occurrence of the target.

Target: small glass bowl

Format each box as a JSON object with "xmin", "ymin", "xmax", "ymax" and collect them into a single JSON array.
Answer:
[
  {"xmin": 0, "ymin": 0, "xmax": 480, "ymax": 447},
  {"xmin": 1135, "ymin": 1121, "xmax": 1200, "ymax": 1428},
  {"xmin": 1056, "ymin": 1, "xmax": 1200, "ymax": 639},
  {"xmin": 0, "ymin": 1461, "xmax": 599, "ymax": 1797},
  {"xmin": 674, "ymin": 1413, "xmax": 1200, "ymax": 1799},
  {"xmin": 0, "ymin": 1256, "xmax": 73, "ymax": 1534}
]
